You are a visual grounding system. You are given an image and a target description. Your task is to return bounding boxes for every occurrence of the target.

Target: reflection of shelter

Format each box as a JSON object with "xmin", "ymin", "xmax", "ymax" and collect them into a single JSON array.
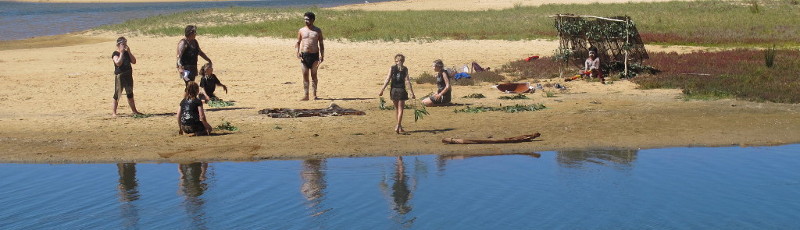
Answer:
[
  {"xmin": 556, "ymin": 149, "xmax": 638, "ymax": 169},
  {"xmin": 178, "ymin": 162, "xmax": 209, "ymax": 229},
  {"xmin": 552, "ymin": 14, "xmax": 648, "ymax": 75},
  {"xmin": 116, "ymin": 163, "xmax": 140, "ymax": 229}
]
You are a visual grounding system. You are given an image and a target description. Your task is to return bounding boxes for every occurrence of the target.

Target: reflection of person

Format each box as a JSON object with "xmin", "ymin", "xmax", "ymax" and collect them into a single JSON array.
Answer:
[
  {"xmin": 177, "ymin": 25, "xmax": 212, "ymax": 86},
  {"xmin": 390, "ymin": 157, "xmax": 412, "ymax": 215},
  {"xmin": 378, "ymin": 54, "xmax": 416, "ymax": 134},
  {"xmin": 300, "ymin": 159, "xmax": 327, "ymax": 205},
  {"xmin": 117, "ymin": 163, "xmax": 140, "ymax": 229},
  {"xmin": 178, "ymin": 162, "xmax": 208, "ymax": 229},
  {"xmin": 111, "ymin": 37, "xmax": 142, "ymax": 117},
  {"xmin": 583, "ymin": 50, "xmax": 604, "ymax": 83},
  {"xmin": 199, "ymin": 63, "xmax": 228, "ymax": 101},
  {"xmin": 295, "ymin": 12, "xmax": 325, "ymax": 101},
  {"xmin": 117, "ymin": 163, "xmax": 140, "ymax": 202},
  {"xmin": 177, "ymin": 82, "xmax": 212, "ymax": 136},
  {"xmin": 421, "ymin": 59, "xmax": 451, "ymax": 106}
]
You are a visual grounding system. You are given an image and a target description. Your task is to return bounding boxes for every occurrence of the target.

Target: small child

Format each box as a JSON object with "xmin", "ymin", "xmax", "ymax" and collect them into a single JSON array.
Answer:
[
  {"xmin": 378, "ymin": 54, "xmax": 416, "ymax": 134},
  {"xmin": 199, "ymin": 63, "xmax": 228, "ymax": 102},
  {"xmin": 177, "ymin": 82, "xmax": 212, "ymax": 136}
]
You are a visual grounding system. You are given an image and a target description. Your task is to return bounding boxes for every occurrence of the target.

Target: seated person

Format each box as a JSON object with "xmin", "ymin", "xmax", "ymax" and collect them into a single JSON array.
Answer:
[
  {"xmin": 422, "ymin": 59, "xmax": 452, "ymax": 106},
  {"xmin": 583, "ymin": 50, "xmax": 604, "ymax": 83}
]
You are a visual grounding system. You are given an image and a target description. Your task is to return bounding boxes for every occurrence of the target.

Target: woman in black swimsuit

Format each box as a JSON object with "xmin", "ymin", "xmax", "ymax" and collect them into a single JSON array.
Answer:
[
  {"xmin": 378, "ymin": 54, "xmax": 416, "ymax": 134},
  {"xmin": 422, "ymin": 59, "xmax": 452, "ymax": 106},
  {"xmin": 177, "ymin": 82, "xmax": 212, "ymax": 136}
]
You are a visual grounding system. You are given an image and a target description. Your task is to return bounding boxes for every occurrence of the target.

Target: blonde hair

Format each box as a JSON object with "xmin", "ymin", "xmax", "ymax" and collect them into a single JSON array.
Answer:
[
  {"xmin": 184, "ymin": 82, "xmax": 200, "ymax": 100},
  {"xmin": 199, "ymin": 63, "xmax": 213, "ymax": 77}
]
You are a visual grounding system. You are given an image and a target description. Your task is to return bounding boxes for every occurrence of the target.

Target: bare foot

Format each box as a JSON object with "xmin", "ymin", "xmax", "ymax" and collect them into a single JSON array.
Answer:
[
  {"xmin": 313, "ymin": 97, "xmax": 321, "ymax": 100},
  {"xmin": 300, "ymin": 96, "xmax": 309, "ymax": 101},
  {"xmin": 111, "ymin": 113, "xmax": 117, "ymax": 117}
]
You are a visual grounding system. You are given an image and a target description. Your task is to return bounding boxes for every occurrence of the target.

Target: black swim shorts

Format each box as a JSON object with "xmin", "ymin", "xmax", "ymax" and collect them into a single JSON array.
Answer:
[{"xmin": 300, "ymin": 52, "xmax": 319, "ymax": 69}]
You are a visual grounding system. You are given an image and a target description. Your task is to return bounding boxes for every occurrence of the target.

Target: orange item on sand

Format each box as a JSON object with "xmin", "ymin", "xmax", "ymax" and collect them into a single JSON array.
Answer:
[{"xmin": 496, "ymin": 83, "xmax": 532, "ymax": 93}]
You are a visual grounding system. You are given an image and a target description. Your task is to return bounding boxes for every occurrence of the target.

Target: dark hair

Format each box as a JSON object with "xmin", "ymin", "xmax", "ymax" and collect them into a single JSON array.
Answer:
[
  {"xmin": 184, "ymin": 25, "xmax": 197, "ymax": 37},
  {"xmin": 116, "ymin": 37, "xmax": 127, "ymax": 45},
  {"xmin": 394, "ymin": 54, "xmax": 405, "ymax": 63},
  {"xmin": 433, "ymin": 59, "xmax": 444, "ymax": 69},
  {"xmin": 184, "ymin": 81, "xmax": 200, "ymax": 99},
  {"xmin": 304, "ymin": 12, "xmax": 316, "ymax": 21}
]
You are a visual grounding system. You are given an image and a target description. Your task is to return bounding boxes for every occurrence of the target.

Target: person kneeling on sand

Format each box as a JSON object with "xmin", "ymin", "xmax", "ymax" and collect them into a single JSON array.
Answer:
[
  {"xmin": 111, "ymin": 37, "xmax": 142, "ymax": 117},
  {"xmin": 421, "ymin": 59, "xmax": 452, "ymax": 107},
  {"xmin": 199, "ymin": 63, "xmax": 228, "ymax": 102},
  {"xmin": 177, "ymin": 82, "xmax": 212, "ymax": 136}
]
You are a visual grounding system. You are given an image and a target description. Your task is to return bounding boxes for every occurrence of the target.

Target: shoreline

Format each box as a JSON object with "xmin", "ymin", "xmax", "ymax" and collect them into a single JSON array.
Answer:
[
  {"xmin": 9, "ymin": 0, "xmax": 236, "ymax": 3},
  {"xmin": 2, "ymin": 0, "xmax": 798, "ymax": 163},
  {"xmin": 1, "ymin": 35, "xmax": 798, "ymax": 164}
]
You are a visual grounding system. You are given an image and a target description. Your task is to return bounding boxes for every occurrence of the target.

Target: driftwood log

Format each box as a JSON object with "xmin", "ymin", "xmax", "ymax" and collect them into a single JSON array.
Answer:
[
  {"xmin": 442, "ymin": 133, "xmax": 541, "ymax": 144},
  {"xmin": 258, "ymin": 103, "xmax": 366, "ymax": 118}
]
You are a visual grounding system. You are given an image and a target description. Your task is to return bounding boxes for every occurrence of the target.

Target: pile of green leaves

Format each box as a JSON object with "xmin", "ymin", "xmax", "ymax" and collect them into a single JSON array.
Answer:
[
  {"xmin": 209, "ymin": 99, "xmax": 235, "ymax": 108},
  {"xmin": 498, "ymin": 94, "xmax": 529, "ymax": 100},
  {"xmin": 216, "ymin": 119, "xmax": 239, "ymax": 131},
  {"xmin": 463, "ymin": 93, "xmax": 486, "ymax": 98},
  {"xmin": 454, "ymin": 104, "xmax": 546, "ymax": 113},
  {"xmin": 132, "ymin": 113, "xmax": 152, "ymax": 119}
]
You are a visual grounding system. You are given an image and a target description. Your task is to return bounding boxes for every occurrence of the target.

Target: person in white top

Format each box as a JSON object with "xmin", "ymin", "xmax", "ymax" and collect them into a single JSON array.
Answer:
[{"xmin": 583, "ymin": 50, "xmax": 604, "ymax": 83}]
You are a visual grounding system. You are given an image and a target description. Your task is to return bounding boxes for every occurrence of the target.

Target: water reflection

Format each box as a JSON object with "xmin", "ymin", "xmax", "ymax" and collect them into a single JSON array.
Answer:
[
  {"xmin": 116, "ymin": 163, "xmax": 140, "ymax": 229},
  {"xmin": 556, "ymin": 149, "xmax": 639, "ymax": 169},
  {"xmin": 178, "ymin": 162, "xmax": 209, "ymax": 230},
  {"xmin": 301, "ymin": 159, "xmax": 331, "ymax": 219},
  {"xmin": 436, "ymin": 153, "xmax": 541, "ymax": 173},
  {"xmin": 380, "ymin": 157, "xmax": 418, "ymax": 228}
]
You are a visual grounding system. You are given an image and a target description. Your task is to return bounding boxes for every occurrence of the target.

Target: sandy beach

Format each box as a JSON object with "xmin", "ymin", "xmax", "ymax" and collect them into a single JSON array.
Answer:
[{"xmin": 1, "ymin": 0, "xmax": 798, "ymax": 163}]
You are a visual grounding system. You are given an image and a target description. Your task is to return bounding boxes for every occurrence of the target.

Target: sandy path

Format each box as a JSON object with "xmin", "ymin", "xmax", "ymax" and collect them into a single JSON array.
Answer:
[{"xmin": 1, "ymin": 33, "xmax": 798, "ymax": 163}]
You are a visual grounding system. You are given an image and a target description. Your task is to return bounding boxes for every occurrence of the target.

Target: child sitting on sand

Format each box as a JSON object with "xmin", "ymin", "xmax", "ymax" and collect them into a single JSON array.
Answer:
[
  {"xmin": 199, "ymin": 63, "xmax": 228, "ymax": 102},
  {"xmin": 177, "ymin": 82, "xmax": 212, "ymax": 136},
  {"xmin": 378, "ymin": 54, "xmax": 416, "ymax": 134}
]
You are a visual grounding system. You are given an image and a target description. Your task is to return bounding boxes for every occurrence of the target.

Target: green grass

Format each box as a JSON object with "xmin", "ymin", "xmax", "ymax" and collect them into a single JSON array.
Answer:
[{"xmin": 97, "ymin": 1, "xmax": 800, "ymax": 46}]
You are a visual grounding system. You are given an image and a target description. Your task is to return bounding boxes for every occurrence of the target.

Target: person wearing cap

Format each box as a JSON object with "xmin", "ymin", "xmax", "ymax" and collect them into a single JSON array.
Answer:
[
  {"xmin": 295, "ymin": 11, "xmax": 325, "ymax": 101},
  {"xmin": 177, "ymin": 25, "xmax": 212, "ymax": 86},
  {"xmin": 111, "ymin": 36, "xmax": 142, "ymax": 117}
]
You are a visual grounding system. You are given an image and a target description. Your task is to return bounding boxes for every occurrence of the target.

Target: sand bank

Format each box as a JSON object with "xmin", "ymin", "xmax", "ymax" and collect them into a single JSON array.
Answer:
[{"xmin": 0, "ymin": 32, "xmax": 798, "ymax": 163}]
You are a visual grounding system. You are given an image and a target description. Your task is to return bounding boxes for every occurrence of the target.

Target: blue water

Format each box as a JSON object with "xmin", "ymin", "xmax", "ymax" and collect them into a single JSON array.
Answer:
[
  {"xmin": 1, "ymin": 145, "xmax": 799, "ymax": 229},
  {"xmin": 0, "ymin": 0, "xmax": 388, "ymax": 40}
]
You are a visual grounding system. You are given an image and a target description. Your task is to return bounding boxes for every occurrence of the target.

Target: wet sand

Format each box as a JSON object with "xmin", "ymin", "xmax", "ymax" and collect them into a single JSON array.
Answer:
[{"xmin": 1, "ymin": 0, "xmax": 797, "ymax": 163}]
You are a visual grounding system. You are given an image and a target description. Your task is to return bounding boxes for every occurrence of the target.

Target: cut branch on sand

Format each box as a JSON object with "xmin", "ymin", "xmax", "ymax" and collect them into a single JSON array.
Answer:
[{"xmin": 442, "ymin": 133, "xmax": 541, "ymax": 144}]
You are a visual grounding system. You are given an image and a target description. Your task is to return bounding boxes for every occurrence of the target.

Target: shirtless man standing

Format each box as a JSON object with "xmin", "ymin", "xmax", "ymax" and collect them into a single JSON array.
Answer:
[{"xmin": 296, "ymin": 12, "xmax": 325, "ymax": 101}]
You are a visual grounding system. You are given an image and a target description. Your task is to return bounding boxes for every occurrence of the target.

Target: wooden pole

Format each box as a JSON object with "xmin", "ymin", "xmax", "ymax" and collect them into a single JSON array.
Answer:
[{"xmin": 624, "ymin": 18, "xmax": 630, "ymax": 79}]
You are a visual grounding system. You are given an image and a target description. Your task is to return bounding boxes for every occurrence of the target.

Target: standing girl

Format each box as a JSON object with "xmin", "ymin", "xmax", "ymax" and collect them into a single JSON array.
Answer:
[
  {"xmin": 177, "ymin": 82, "xmax": 212, "ymax": 136},
  {"xmin": 421, "ymin": 59, "xmax": 452, "ymax": 106},
  {"xmin": 379, "ymin": 54, "xmax": 416, "ymax": 134}
]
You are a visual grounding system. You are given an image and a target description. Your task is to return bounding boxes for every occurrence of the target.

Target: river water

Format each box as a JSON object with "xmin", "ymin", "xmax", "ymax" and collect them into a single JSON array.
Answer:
[
  {"xmin": 1, "ymin": 145, "xmax": 799, "ymax": 229},
  {"xmin": 0, "ymin": 0, "xmax": 387, "ymax": 40}
]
